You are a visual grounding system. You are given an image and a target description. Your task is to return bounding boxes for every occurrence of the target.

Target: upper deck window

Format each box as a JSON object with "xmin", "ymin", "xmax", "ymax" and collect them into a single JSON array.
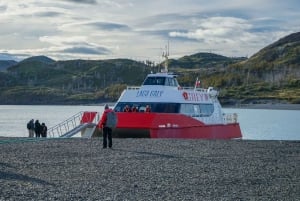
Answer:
[
  {"xmin": 143, "ymin": 77, "xmax": 166, "ymax": 85},
  {"xmin": 166, "ymin": 77, "xmax": 179, "ymax": 87}
]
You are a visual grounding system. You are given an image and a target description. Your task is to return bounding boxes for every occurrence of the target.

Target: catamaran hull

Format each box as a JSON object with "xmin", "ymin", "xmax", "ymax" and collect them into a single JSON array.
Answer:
[{"xmin": 109, "ymin": 112, "xmax": 242, "ymax": 139}]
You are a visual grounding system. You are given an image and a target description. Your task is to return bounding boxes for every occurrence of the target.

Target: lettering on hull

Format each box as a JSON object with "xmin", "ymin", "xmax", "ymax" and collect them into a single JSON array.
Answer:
[
  {"xmin": 136, "ymin": 90, "xmax": 164, "ymax": 98},
  {"xmin": 182, "ymin": 91, "xmax": 209, "ymax": 102}
]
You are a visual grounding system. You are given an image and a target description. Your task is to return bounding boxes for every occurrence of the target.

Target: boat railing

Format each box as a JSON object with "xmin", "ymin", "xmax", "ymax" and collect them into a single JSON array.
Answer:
[
  {"xmin": 223, "ymin": 113, "xmax": 238, "ymax": 124},
  {"xmin": 127, "ymin": 86, "xmax": 141, "ymax": 90},
  {"xmin": 180, "ymin": 87, "xmax": 207, "ymax": 92},
  {"xmin": 47, "ymin": 111, "xmax": 99, "ymax": 138}
]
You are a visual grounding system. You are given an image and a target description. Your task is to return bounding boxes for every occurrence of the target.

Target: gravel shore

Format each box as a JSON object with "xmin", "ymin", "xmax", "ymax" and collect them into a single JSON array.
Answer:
[{"xmin": 0, "ymin": 138, "xmax": 299, "ymax": 201}]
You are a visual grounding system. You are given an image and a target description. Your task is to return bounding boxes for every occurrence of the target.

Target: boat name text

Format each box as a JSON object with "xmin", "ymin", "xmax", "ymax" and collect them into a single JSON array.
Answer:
[
  {"xmin": 136, "ymin": 90, "xmax": 164, "ymax": 98},
  {"xmin": 182, "ymin": 92, "xmax": 209, "ymax": 101}
]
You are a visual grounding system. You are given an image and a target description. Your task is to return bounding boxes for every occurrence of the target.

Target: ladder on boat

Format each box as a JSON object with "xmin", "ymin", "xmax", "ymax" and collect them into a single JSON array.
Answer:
[{"xmin": 47, "ymin": 111, "xmax": 100, "ymax": 138}]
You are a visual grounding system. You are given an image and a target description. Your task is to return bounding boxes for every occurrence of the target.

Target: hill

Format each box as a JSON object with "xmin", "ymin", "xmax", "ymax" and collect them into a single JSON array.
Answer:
[
  {"xmin": 214, "ymin": 32, "xmax": 300, "ymax": 104},
  {"xmin": 168, "ymin": 52, "xmax": 246, "ymax": 68},
  {"xmin": 0, "ymin": 32, "xmax": 299, "ymax": 105},
  {"xmin": 0, "ymin": 60, "xmax": 17, "ymax": 71},
  {"xmin": 0, "ymin": 58, "xmax": 150, "ymax": 104},
  {"xmin": 20, "ymin": 55, "xmax": 56, "ymax": 64}
]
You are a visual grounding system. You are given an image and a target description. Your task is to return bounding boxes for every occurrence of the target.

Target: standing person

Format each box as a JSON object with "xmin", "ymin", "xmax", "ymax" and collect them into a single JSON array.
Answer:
[
  {"xmin": 41, "ymin": 123, "xmax": 47, "ymax": 138},
  {"xmin": 99, "ymin": 104, "xmax": 113, "ymax": 149},
  {"xmin": 27, "ymin": 119, "xmax": 35, "ymax": 138},
  {"xmin": 145, "ymin": 105, "xmax": 151, "ymax": 113},
  {"xmin": 123, "ymin": 105, "xmax": 131, "ymax": 112},
  {"xmin": 34, "ymin": 120, "xmax": 41, "ymax": 137},
  {"xmin": 131, "ymin": 105, "xmax": 138, "ymax": 112}
]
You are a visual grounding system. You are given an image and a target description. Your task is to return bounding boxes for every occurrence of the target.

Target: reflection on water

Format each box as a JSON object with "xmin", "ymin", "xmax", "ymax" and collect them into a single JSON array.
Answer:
[{"xmin": 0, "ymin": 105, "xmax": 299, "ymax": 140}]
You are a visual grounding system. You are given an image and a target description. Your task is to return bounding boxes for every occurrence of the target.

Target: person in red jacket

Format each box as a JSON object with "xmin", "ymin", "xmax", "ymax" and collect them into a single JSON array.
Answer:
[{"xmin": 99, "ymin": 104, "xmax": 113, "ymax": 148}]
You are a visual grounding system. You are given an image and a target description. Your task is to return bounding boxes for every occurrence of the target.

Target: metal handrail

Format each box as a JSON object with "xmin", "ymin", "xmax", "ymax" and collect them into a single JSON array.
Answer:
[
  {"xmin": 47, "ymin": 111, "xmax": 100, "ymax": 138},
  {"xmin": 47, "ymin": 111, "xmax": 83, "ymax": 138},
  {"xmin": 223, "ymin": 113, "xmax": 238, "ymax": 124}
]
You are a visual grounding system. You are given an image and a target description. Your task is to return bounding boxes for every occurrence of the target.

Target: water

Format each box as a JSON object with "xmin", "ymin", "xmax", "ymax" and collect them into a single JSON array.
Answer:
[
  {"xmin": 0, "ymin": 105, "xmax": 299, "ymax": 140},
  {"xmin": 224, "ymin": 108, "xmax": 299, "ymax": 141},
  {"xmin": 0, "ymin": 105, "xmax": 103, "ymax": 138}
]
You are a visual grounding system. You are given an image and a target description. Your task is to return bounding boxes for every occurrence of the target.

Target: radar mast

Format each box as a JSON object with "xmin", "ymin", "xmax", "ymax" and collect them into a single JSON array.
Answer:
[{"xmin": 162, "ymin": 41, "xmax": 169, "ymax": 73}]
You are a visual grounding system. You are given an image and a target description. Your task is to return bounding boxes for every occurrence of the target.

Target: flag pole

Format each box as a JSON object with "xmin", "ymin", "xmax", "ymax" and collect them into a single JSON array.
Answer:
[{"xmin": 194, "ymin": 77, "xmax": 199, "ymax": 91}]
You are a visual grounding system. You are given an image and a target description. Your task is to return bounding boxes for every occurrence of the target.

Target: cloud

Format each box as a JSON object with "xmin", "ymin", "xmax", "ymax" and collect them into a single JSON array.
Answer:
[
  {"xmin": 39, "ymin": 35, "xmax": 88, "ymax": 46},
  {"xmin": 169, "ymin": 17, "xmax": 252, "ymax": 40},
  {"xmin": 0, "ymin": 4, "xmax": 7, "ymax": 12},
  {"xmin": 0, "ymin": 52, "xmax": 21, "ymax": 61},
  {"xmin": 86, "ymin": 22, "xmax": 130, "ymax": 31},
  {"xmin": 0, "ymin": 0, "xmax": 299, "ymax": 62},
  {"xmin": 34, "ymin": 11, "xmax": 64, "ymax": 17},
  {"xmin": 60, "ymin": 0, "xmax": 98, "ymax": 4},
  {"xmin": 62, "ymin": 46, "xmax": 111, "ymax": 55}
]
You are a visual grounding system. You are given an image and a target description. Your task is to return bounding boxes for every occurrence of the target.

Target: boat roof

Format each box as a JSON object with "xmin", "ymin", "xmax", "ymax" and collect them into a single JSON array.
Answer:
[{"xmin": 147, "ymin": 72, "xmax": 177, "ymax": 78}]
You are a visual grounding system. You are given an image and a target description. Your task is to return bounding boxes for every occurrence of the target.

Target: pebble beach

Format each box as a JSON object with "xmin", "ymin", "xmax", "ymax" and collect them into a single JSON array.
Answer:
[{"xmin": 0, "ymin": 137, "xmax": 299, "ymax": 201}]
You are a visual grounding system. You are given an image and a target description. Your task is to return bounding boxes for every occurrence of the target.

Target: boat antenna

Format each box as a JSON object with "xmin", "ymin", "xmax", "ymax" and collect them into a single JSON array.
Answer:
[{"xmin": 162, "ymin": 41, "xmax": 169, "ymax": 73}]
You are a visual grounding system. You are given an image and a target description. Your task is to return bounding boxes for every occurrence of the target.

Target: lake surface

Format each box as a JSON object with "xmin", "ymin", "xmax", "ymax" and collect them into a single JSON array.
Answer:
[{"xmin": 0, "ymin": 105, "xmax": 299, "ymax": 140}]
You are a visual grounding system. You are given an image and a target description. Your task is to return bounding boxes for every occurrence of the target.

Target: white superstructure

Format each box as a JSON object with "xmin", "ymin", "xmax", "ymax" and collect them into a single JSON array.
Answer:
[{"xmin": 114, "ymin": 72, "xmax": 232, "ymax": 125}]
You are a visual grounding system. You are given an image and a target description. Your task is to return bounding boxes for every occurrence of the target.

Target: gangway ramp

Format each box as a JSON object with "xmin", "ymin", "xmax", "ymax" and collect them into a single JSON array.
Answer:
[
  {"xmin": 60, "ymin": 122, "xmax": 97, "ymax": 138},
  {"xmin": 48, "ymin": 111, "xmax": 100, "ymax": 138}
]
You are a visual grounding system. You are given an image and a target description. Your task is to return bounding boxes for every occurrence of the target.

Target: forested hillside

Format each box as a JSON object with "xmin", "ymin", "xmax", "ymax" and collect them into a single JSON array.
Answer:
[{"xmin": 0, "ymin": 32, "xmax": 299, "ymax": 105}]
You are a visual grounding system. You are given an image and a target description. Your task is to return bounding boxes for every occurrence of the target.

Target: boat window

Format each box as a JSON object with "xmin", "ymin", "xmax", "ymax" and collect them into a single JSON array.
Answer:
[
  {"xmin": 165, "ymin": 78, "xmax": 171, "ymax": 86},
  {"xmin": 165, "ymin": 78, "xmax": 172, "ymax": 86},
  {"xmin": 193, "ymin": 105, "xmax": 200, "ymax": 117},
  {"xmin": 152, "ymin": 103, "xmax": 179, "ymax": 113},
  {"xmin": 180, "ymin": 104, "xmax": 195, "ymax": 116},
  {"xmin": 199, "ymin": 104, "xmax": 214, "ymax": 116},
  {"xmin": 172, "ymin": 78, "xmax": 179, "ymax": 86},
  {"xmin": 165, "ymin": 77, "xmax": 179, "ymax": 87},
  {"xmin": 114, "ymin": 102, "xmax": 180, "ymax": 113},
  {"xmin": 143, "ymin": 77, "xmax": 166, "ymax": 85},
  {"xmin": 180, "ymin": 103, "xmax": 214, "ymax": 117}
]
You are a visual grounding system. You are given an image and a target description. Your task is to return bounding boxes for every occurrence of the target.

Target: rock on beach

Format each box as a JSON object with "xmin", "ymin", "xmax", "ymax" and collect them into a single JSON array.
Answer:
[{"xmin": 0, "ymin": 137, "xmax": 299, "ymax": 200}]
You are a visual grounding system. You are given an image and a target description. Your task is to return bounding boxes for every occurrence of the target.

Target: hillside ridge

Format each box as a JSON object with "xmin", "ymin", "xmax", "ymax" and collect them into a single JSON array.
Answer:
[{"xmin": 0, "ymin": 32, "xmax": 299, "ymax": 105}]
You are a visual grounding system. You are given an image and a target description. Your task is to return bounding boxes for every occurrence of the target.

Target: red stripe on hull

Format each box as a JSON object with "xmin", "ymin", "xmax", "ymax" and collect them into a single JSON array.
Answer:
[
  {"xmin": 113, "ymin": 112, "xmax": 242, "ymax": 139},
  {"xmin": 150, "ymin": 123, "xmax": 242, "ymax": 139}
]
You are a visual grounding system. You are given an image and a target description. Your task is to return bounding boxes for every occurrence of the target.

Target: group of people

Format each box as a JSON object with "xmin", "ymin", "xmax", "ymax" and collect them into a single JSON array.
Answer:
[
  {"xmin": 123, "ymin": 104, "xmax": 151, "ymax": 112},
  {"xmin": 27, "ymin": 119, "xmax": 47, "ymax": 138}
]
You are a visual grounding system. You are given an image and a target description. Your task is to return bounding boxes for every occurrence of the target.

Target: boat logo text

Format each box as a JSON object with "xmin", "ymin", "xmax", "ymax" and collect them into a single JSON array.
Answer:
[{"xmin": 182, "ymin": 91, "xmax": 209, "ymax": 101}]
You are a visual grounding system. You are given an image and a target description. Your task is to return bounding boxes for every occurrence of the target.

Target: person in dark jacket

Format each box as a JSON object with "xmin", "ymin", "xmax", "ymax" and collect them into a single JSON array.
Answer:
[
  {"xmin": 41, "ymin": 123, "xmax": 47, "ymax": 137},
  {"xmin": 99, "ymin": 104, "xmax": 113, "ymax": 149},
  {"xmin": 34, "ymin": 120, "xmax": 41, "ymax": 137},
  {"xmin": 27, "ymin": 119, "xmax": 35, "ymax": 138}
]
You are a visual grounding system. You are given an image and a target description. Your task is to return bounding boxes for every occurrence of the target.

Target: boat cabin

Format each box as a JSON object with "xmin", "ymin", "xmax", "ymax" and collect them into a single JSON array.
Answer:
[{"xmin": 114, "ymin": 72, "xmax": 216, "ymax": 118}]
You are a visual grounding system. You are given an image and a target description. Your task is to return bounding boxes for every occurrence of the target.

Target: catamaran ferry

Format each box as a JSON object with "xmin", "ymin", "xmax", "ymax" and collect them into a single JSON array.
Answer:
[{"xmin": 108, "ymin": 54, "xmax": 242, "ymax": 139}]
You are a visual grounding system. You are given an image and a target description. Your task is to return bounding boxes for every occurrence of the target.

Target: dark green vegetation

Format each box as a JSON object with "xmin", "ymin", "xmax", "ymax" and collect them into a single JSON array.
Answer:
[{"xmin": 0, "ymin": 32, "xmax": 299, "ymax": 105}]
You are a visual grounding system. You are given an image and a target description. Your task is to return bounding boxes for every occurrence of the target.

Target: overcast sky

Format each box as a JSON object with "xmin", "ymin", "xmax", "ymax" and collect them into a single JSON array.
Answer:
[{"xmin": 0, "ymin": 0, "xmax": 299, "ymax": 62}]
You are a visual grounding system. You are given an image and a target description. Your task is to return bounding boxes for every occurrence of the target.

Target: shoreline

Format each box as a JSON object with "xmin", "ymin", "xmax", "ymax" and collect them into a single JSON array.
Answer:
[{"xmin": 225, "ymin": 103, "xmax": 300, "ymax": 110}]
